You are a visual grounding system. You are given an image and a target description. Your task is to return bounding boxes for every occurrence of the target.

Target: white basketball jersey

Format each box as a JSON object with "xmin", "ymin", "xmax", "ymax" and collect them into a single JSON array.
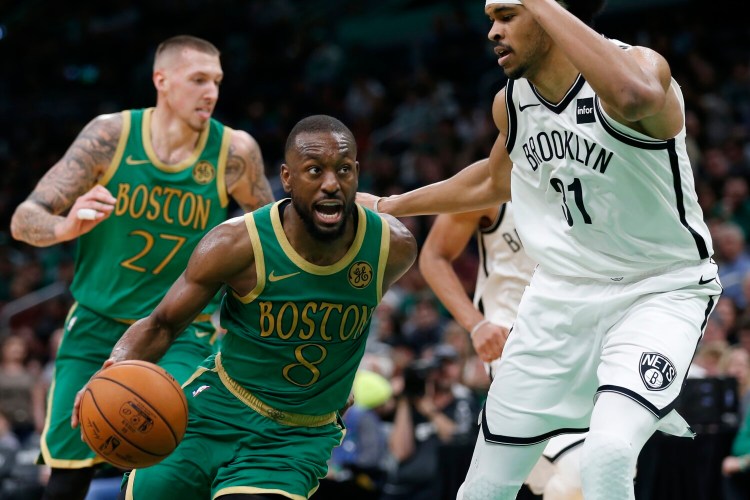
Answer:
[
  {"xmin": 474, "ymin": 202, "xmax": 536, "ymax": 329},
  {"xmin": 505, "ymin": 53, "xmax": 712, "ymax": 281}
]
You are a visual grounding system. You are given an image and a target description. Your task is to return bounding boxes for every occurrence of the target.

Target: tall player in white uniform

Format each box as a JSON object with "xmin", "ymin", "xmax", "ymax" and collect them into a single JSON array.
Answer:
[
  {"xmin": 358, "ymin": 0, "xmax": 722, "ymax": 499},
  {"xmin": 419, "ymin": 199, "xmax": 586, "ymax": 500}
]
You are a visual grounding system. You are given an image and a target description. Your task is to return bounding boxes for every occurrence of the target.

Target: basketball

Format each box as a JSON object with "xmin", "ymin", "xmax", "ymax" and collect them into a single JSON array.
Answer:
[{"xmin": 78, "ymin": 360, "xmax": 188, "ymax": 469}]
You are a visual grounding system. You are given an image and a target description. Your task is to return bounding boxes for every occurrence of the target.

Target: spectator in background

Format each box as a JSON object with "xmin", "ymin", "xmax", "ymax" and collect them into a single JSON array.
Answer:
[
  {"xmin": 322, "ymin": 370, "xmax": 393, "ymax": 500},
  {"xmin": 712, "ymin": 176, "xmax": 750, "ymax": 243},
  {"xmin": 690, "ymin": 340, "xmax": 731, "ymax": 378},
  {"xmin": 0, "ymin": 335, "xmax": 38, "ymax": 444},
  {"xmin": 721, "ymin": 407, "xmax": 750, "ymax": 500},
  {"xmin": 440, "ymin": 321, "xmax": 490, "ymax": 396},
  {"xmin": 381, "ymin": 344, "xmax": 479, "ymax": 500},
  {"xmin": 400, "ymin": 292, "xmax": 447, "ymax": 357},
  {"xmin": 737, "ymin": 317, "xmax": 750, "ymax": 357},
  {"xmin": 720, "ymin": 346, "xmax": 750, "ymax": 421},
  {"xmin": 714, "ymin": 222, "xmax": 750, "ymax": 309}
]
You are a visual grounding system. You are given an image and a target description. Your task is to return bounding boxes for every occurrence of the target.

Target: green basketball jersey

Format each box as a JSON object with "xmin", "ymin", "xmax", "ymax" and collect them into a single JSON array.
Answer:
[
  {"xmin": 70, "ymin": 108, "xmax": 231, "ymax": 320},
  {"xmin": 219, "ymin": 200, "xmax": 390, "ymax": 415}
]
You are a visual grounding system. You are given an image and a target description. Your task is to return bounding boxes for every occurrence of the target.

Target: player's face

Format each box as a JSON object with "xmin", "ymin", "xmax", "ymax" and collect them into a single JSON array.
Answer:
[
  {"xmin": 282, "ymin": 131, "xmax": 359, "ymax": 242},
  {"xmin": 160, "ymin": 48, "xmax": 223, "ymax": 132},
  {"xmin": 485, "ymin": 4, "xmax": 550, "ymax": 80}
]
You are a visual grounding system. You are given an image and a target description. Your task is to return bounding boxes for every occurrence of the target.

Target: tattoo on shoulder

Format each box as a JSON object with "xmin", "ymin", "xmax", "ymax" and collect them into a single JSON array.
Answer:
[
  {"xmin": 226, "ymin": 137, "xmax": 273, "ymax": 212},
  {"xmin": 29, "ymin": 115, "xmax": 121, "ymax": 214}
]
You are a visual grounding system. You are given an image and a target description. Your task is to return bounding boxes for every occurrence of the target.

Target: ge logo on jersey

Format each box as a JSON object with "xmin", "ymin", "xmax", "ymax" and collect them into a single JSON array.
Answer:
[{"xmin": 639, "ymin": 352, "xmax": 676, "ymax": 391}]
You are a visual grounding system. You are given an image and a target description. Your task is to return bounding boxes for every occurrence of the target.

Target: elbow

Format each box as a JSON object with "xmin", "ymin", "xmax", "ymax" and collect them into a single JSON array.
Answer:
[
  {"xmin": 9, "ymin": 216, "xmax": 21, "ymax": 242},
  {"xmin": 610, "ymin": 85, "xmax": 666, "ymax": 122},
  {"xmin": 417, "ymin": 249, "xmax": 432, "ymax": 277},
  {"xmin": 9, "ymin": 211, "xmax": 30, "ymax": 244}
]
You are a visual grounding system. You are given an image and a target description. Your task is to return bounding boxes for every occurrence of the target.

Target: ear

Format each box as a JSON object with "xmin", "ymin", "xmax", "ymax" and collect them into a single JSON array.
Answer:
[
  {"xmin": 354, "ymin": 161, "xmax": 360, "ymax": 176},
  {"xmin": 280, "ymin": 164, "xmax": 292, "ymax": 193},
  {"xmin": 153, "ymin": 70, "xmax": 167, "ymax": 93}
]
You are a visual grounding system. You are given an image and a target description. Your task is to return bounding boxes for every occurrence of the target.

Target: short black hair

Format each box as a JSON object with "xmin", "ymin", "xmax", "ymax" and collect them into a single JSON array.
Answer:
[
  {"xmin": 564, "ymin": 0, "xmax": 606, "ymax": 26},
  {"xmin": 284, "ymin": 115, "xmax": 356, "ymax": 158}
]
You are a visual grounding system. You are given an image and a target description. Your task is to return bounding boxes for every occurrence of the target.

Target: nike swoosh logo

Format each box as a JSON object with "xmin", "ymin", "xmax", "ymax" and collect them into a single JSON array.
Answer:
[
  {"xmin": 268, "ymin": 270, "xmax": 301, "ymax": 282},
  {"xmin": 698, "ymin": 275, "xmax": 716, "ymax": 285},
  {"xmin": 519, "ymin": 103, "xmax": 541, "ymax": 112},
  {"xmin": 125, "ymin": 155, "xmax": 151, "ymax": 165},
  {"xmin": 195, "ymin": 331, "xmax": 212, "ymax": 338}
]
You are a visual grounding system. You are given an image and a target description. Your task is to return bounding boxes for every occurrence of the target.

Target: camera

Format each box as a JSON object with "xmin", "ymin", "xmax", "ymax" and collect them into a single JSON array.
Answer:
[
  {"xmin": 401, "ymin": 345, "xmax": 460, "ymax": 398},
  {"xmin": 402, "ymin": 358, "xmax": 439, "ymax": 398}
]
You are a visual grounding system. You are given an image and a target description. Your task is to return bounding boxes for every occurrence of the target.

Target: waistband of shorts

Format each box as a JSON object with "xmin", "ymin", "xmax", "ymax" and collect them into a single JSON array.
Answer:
[
  {"xmin": 113, "ymin": 313, "xmax": 213, "ymax": 325},
  {"xmin": 537, "ymin": 258, "xmax": 711, "ymax": 285},
  {"xmin": 213, "ymin": 353, "xmax": 337, "ymax": 427}
]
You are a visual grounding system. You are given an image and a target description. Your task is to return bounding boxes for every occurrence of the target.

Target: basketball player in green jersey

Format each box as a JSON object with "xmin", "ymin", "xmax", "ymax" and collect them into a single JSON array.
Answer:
[
  {"xmin": 72, "ymin": 114, "xmax": 417, "ymax": 500},
  {"xmin": 10, "ymin": 35, "xmax": 273, "ymax": 500}
]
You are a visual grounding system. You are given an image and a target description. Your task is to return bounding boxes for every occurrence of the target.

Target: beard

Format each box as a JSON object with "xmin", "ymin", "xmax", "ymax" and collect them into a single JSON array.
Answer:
[{"xmin": 291, "ymin": 196, "xmax": 357, "ymax": 242}]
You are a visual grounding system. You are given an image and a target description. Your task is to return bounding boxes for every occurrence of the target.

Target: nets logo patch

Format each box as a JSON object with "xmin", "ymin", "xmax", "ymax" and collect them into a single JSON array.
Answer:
[
  {"xmin": 576, "ymin": 98, "xmax": 595, "ymax": 124},
  {"xmin": 639, "ymin": 352, "xmax": 676, "ymax": 391}
]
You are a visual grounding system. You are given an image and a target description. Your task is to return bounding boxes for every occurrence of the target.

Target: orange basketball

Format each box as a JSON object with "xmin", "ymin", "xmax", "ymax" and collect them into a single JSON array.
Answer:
[{"xmin": 79, "ymin": 360, "xmax": 188, "ymax": 469}]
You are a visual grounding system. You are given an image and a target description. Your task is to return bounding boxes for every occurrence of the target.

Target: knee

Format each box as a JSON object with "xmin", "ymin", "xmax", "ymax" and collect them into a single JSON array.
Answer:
[
  {"xmin": 458, "ymin": 475, "xmax": 522, "ymax": 500},
  {"xmin": 580, "ymin": 432, "xmax": 637, "ymax": 499},
  {"xmin": 581, "ymin": 431, "xmax": 636, "ymax": 471}
]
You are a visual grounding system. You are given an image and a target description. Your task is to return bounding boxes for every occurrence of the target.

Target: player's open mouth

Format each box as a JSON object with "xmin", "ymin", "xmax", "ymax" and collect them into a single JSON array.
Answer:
[
  {"xmin": 196, "ymin": 108, "xmax": 212, "ymax": 120},
  {"xmin": 314, "ymin": 201, "xmax": 343, "ymax": 224},
  {"xmin": 495, "ymin": 46, "xmax": 511, "ymax": 65}
]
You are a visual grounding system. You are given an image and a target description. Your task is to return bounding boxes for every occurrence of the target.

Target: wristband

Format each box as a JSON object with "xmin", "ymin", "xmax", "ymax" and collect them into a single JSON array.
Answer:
[
  {"xmin": 373, "ymin": 197, "xmax": 382, "ymax": 214},
  {"xmin": 470, "ymin": 319, "xmax": 490, "ymax": 338}
]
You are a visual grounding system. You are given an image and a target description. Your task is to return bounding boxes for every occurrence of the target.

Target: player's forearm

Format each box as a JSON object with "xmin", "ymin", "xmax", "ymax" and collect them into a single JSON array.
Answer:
[
  {"xmin": 421, "ymin": 259, "xmax": 483, "ymax": 332},
  {"xmin": 525, "ymin": 0, "xmax": 660, "ymax": 113},
  {"xmin": 378, "ymin": 159, "xmax": 501, "ymax": 216},
  {"xmin": 110, "ymin": 318, "xmax": 182, "ymax": 364},
  {"xmin": 10, "ymin": 201, "xmax": 67, "ymax": 247}
]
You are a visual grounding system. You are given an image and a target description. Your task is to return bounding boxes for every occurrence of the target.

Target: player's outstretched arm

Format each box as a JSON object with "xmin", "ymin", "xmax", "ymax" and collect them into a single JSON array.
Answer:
[
  {"xmin": 225, "ymin": 129, "xmax": 274, "ymax": 212},
  {"xmin": 358, "ymin": 156, "xmax": 507, "ymax": 218},
  {"xmin": 110, "ymin": 216, "xmax": 256, "ymax": 364},
  {"xmin": 360, "ymin": 89, "xmax": 513, "ymax": 218},
  {"xmin": 10, "ymin": 114, "xmax": 120, "ymax": 246}
]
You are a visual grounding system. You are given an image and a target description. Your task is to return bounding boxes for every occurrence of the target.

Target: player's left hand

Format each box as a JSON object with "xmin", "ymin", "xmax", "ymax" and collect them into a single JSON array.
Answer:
[
  {"xmin": 71, "ymin": 357, "xmax": 117, "ymax": 429},
  {"xmin": 472, "ymin": 322, "xmax": 509, "ymax": 363}
]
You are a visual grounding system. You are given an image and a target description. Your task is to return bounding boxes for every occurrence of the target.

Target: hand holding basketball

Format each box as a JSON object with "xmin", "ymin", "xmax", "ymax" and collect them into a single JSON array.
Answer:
[{"xmin": 76, "ymin": 360, "xmax": 188, "ymax": 469}]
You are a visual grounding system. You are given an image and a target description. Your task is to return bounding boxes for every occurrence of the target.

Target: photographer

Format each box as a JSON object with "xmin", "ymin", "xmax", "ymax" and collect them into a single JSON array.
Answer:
[{"xmin": 381, "ymin": 344, "xmax": 479, "ymax": 500}]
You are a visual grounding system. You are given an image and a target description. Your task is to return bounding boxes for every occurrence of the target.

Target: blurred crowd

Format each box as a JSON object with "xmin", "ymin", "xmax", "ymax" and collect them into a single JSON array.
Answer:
[{"xmin": 2, "ymin": 1, "xmax": 750, "ymax": 499}]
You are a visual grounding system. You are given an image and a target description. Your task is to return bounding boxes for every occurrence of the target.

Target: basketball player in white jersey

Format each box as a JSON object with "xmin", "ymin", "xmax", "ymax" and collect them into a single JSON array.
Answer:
[
  {"xmin": 358, "ymin": 1, "xmax": 723, "ymax": 498},
  {"xmin": 419, "ymin": 200, "xmax": 586, "ymax": 500}
]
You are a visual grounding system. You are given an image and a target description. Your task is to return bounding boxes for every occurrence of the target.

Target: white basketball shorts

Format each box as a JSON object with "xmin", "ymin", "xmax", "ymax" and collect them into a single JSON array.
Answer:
[{"xmin": 482, "ymin": 259, "xmax": 722, "ymax": 445}]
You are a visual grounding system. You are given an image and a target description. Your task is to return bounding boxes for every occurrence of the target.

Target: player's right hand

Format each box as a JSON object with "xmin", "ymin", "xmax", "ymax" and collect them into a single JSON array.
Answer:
[
  {"xmin": 71, "ymin": 357, "xmax": 117, "ymax": 429},
  {"xmin": 56, "ymin": 185, "xmax": 116, "ymax": 242},
  {"xmin": 472, "ymin": 322, "xmax": 509, "ymax": 363}
]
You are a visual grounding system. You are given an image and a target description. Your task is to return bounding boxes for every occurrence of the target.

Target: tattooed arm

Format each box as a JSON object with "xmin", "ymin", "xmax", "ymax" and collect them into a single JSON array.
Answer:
[
  {"xmin": 10, "ymin": 114, "xmax": 120, "ymax": 247},
  {"xmin": 225, "ymin": 129, "xmax": 274, "ymax": 212}
]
